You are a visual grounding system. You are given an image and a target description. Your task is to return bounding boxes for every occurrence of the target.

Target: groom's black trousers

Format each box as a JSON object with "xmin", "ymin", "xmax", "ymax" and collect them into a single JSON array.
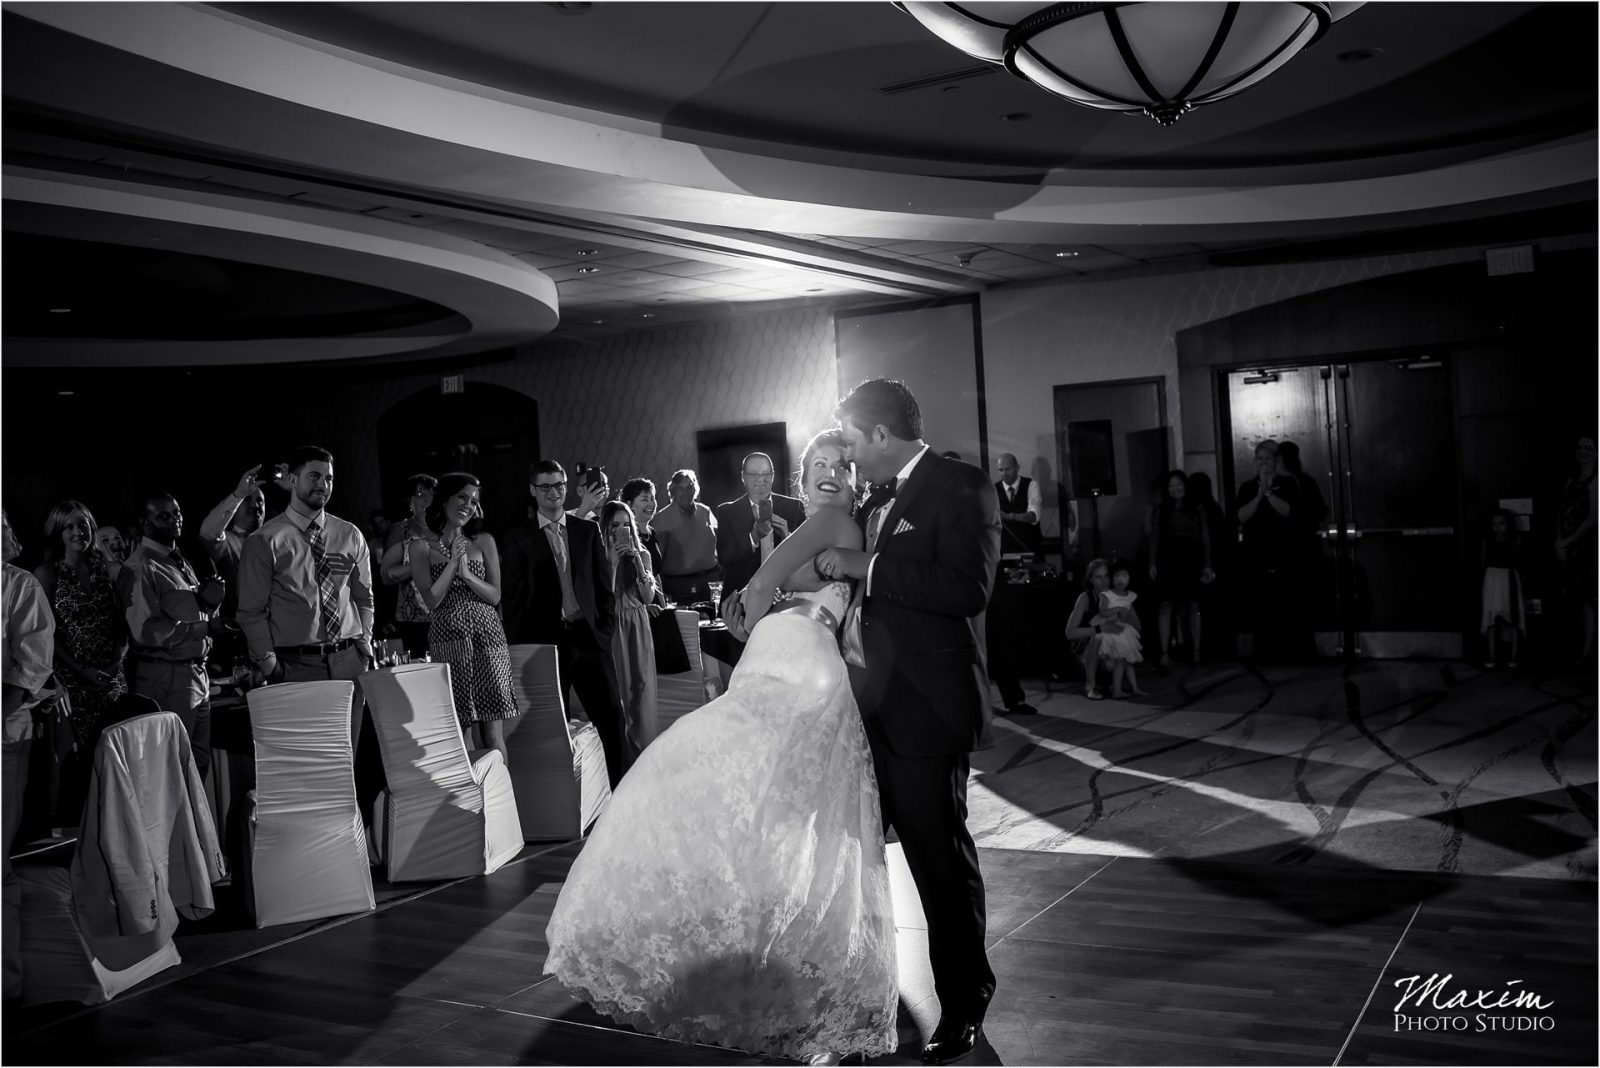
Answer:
[{"xmin": 863, "ymin": 724, "xmax": 997, "ymax": 1017}]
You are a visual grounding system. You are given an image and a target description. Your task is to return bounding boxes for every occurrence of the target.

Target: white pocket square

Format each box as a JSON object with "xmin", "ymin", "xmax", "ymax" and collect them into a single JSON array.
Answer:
[{"xmin": 893, "ymin": 519, "xmax": 915, "ymax": 536}]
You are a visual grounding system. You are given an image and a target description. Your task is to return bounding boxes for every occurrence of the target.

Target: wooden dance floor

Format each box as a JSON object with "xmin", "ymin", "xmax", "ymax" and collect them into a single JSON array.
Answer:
[{"xmin": 6, "ymin": 662, "xmax": 1595, "ymax": 1066}]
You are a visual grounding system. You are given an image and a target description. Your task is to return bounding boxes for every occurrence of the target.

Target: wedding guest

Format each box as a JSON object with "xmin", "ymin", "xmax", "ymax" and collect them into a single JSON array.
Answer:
[
  {"xmin": 236, "ymin": 445, "xmax": 382, "ymax": 814},
  {"xmin": 3, "ymin": 508, "xmax": 54, "ymax": 1001},
  {"xmin": 620, "ymin": 477, "xmax": 666, "ymax": 588},
  {"xmin": 502, "ymin": 460, "xmax": 630, "ymax": 786},
  {"xmin": 601, "ymin": 501, "xmax": 659, "ymax": 752},
  {"xmin": 1149, "ymin": 471, "xmax": 1214, "ymax": 669},
  {"xmin": 1554, "ymin": 434, "xmax": 1596, "ymax": 668},
  {"xmin": 381, "ymin": 474, "xmax": 436, "ymax": 657},
  {"xmin": 995, "ymin": 453, "xmax": 1043, "ymax": 556},
  {"xmin": 714, "ymin": 452, "xmax": 804, "ymax": 611},
  {"xmin": 412, "ymin": 473, "xmax": 517, "ymax": 760},
  {"xmin": 1236, "ymin": 440, "xmax": 1301, "ymax": 662},
  {"xmin": 1064, "ymin": 558, "xmax": 1121, "ymax": 700},
  {"xmin": 568, "ymin": 467, "xmax": 611, "ymax": 523},
  {"xmin": 93, "ymin": 524, "xmax": 127, "ymax": 586},
  {"xmin": 34, "ymin": 501, "xmax": 127, "ymax": 821},
  {"xmin": 654, "ymin": 469, "xmax": 720, "ymax": 603},
  {"xmin": 1185, "ymin": 471, "xmax": 1230, "ymax": 661},
  {"xmin": 121, "ymin": 493, "xmax": 223, "ymax": 780},
  {"xmin": 197, "ymin": 465, "xmax": 269, "ymax": 605},
  {"xmin": 1480, "ymin": 508, "xmax": 1525, "ymax": 669}
]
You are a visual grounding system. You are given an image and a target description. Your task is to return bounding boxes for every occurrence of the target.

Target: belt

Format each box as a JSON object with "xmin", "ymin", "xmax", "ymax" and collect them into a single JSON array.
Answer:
[
  {"xmin": 665, "ymin": 569, "xmax": 719, "ymax": 580},
  {"xmin": 129, "ymin": 651, "xmax": 207, "ymax": 666},
  {"xmin": 275, "ymin": 637, "xmax": 358, "ymax": 656}
]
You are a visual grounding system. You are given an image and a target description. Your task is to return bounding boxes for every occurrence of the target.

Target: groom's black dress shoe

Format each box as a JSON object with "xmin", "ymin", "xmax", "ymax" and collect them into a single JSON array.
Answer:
[{"xmin": 921, "ymin": 1015, "xmax": 984, "ymax": 1065}]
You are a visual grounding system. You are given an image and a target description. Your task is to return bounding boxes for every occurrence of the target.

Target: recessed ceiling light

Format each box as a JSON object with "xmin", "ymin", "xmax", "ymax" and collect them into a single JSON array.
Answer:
[
  {"xmin": 48, "ymin": 307, "xmax": 71, "ymax": 313},
  {"xmin": 589, "ymin": 319, "xmax": 605, "ymax": 325},
  {"xmin": 576, "ymin": 266, "xmax": 601, "ymax": 274},
  {"xmin": 57, "ymin": 390, "xmax": 75, "ymax": 396},
  {"xmin": 1000, "ymin": 112, "xmax": 1031, "ymax": 122},
  {"xmin": 1053, "ymin": 251, "xmax": 1079, "ymax": 258},
  {"xmin": 806, "ymin": 288, "xmax": 824, "ymax": 293},
  {"xmin": 576, "ymin": 248, "xmax": 600, "ymax": 256},
  {"xmin": 1337, "ymin": 48, "xmax": 1382, "ymax": 62},
  {"xmin": 640, "ymin": 312, "xmax": 656, "ymax": 319},
  {"xmin": 655, "ymin": 297, "xmax": 669, "ymax": 302}
]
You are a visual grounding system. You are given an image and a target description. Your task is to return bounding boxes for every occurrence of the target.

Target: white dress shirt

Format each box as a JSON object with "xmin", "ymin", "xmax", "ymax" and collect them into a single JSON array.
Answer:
[{"xmin": 865, "ymin": 444, "xmax": 930, "ymax": 597}]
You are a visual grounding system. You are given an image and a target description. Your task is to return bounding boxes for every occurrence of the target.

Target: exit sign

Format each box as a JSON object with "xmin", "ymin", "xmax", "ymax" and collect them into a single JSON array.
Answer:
[
  {"xmin": 1485, "ymin": 245, "xmax": 1535, "ymax": 276},
  {"xmin": 441, "ymin": 374, "xmax": 465, "ymax": 395}
]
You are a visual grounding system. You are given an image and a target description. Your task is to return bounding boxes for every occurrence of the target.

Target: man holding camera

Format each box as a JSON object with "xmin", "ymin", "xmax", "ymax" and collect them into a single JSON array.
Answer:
[
  {"xmin": 714, "ymin": 452, "xmax": 806, "ymax": 615},
  {"xmin": 121, "ymin": 492, "xmax": 226, "ymax": 780}
]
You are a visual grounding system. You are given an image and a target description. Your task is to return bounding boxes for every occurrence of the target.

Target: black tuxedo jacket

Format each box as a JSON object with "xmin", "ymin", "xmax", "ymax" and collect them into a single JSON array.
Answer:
[
  {"xmin": 854, "ymin": 452, "xmax": 1001, "ymax": 757},
  {"xmin": 713, "ymin": 492, "xmax": 806, "ymax": 600},
  {"xmin": 500, "ymin": 514, "xmax": 615, "ymax": 645}
]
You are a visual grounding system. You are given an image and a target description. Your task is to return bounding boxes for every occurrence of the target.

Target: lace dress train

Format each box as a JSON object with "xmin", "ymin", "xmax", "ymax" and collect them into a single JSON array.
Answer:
[{"xmin": 543, "ymin": 583, "xmax": 898, "ymax": 1061}]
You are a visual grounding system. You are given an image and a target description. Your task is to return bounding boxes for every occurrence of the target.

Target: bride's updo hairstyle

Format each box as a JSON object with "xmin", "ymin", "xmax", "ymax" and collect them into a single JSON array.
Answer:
[{"xmin": 796, "ymin": 427, "xmax": 859, "ymax": 513}]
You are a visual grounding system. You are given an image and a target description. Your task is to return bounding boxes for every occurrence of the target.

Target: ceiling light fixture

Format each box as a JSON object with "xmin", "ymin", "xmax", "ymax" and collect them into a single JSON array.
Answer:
[
  {"xmin": 806, "ymin": 288, "xmax": 824, "ymax": 293},
  {"xmin": 48, "ymin": 307, "xmax": 71, "ymax": 313},
  {"xmin": 1053, "ymin": 250, "xmax": 1079, "ymax": 258},
  {"xmin": 576, "ymin": 266, "xmax": 601, "ymax": 274},
  {"xmin": 897, "ymin": 2, "xmax": 1364, "ymax": 126},
  {"xmin": 576, "ymin": 248, "xmax": 600, "ymax": 256},
  {"xmin": 640, "ymin": 313, "xmax": 656, "ymax": 319}
]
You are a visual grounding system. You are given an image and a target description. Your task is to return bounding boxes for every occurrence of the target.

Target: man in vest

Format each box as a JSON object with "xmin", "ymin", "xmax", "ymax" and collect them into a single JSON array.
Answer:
[{"xmin": 995, "ymin": 454, "xmax": 1042, "ymax": 556}]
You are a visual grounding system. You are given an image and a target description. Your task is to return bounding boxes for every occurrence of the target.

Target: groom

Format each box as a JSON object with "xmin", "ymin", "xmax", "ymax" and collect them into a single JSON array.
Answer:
[{"xmin": 817, "ymin": 378, "xmax": 1001, "ymax": 1065}]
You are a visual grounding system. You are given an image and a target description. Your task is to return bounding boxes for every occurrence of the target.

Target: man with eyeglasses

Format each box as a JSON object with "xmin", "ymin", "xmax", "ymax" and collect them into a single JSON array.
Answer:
[
  {"xmin": 713, "ymin": 452, "xmax": 805, "ymax": 616},
  {"xmin": 502, "ymin": 460, "xmax": 630, "ymax": 785}
]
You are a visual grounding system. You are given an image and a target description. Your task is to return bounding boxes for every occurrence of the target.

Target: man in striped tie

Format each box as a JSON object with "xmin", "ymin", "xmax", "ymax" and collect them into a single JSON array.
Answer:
[{"xmin": 237, "ymin": 446, "xmax": 382, "ymax": 817}]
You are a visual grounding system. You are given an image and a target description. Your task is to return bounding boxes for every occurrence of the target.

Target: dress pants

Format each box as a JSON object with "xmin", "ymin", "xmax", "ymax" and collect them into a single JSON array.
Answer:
[
  {"xmin": 862, "ymin": 718, "xmax": 996, "ymax": 1018},
  {"xmin": 556, "ymin": 619, "xmax": 632, "ymax": 787},
  {"xmin": 3, "ymin": 735, "xmax": 29, "ymax": 1000},
  {"xmin": 278, "ymin": 645, "xmax": 386, "ymax": 823},
  {"xmin": 129, "ymin": 657, "xmax": 211, "ymax": 781}
]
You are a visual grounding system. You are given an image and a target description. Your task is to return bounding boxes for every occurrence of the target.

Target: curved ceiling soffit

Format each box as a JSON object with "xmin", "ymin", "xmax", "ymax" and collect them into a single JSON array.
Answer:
[
  {"xmin": 16, "ymin": 3, "xmax": 1595, "ymax": 243},
  {"xmin": 2, "ymin": 167, "xmax": 561, "ymax": 367}
]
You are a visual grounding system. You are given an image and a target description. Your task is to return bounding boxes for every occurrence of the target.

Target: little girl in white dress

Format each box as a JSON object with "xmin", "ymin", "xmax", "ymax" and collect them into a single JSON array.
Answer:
[{"xmin": 1095, "ymin": 564, "xmax": 1146, "ymax": 697}]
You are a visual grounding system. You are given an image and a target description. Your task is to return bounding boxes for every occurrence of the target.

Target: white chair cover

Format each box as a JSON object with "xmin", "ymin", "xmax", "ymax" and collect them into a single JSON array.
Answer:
[
  {"xmin": 246, "ymin": 681, "xmax": 375, "ymax": 927},
  {"xmin": 657, "ymin": 609, "xmax": 710, "ymax": 735},
  {"xmin": 16, "ymin": 711, "xmax": 213, "ymax": 1005},
  {"xmin": 361, "ymin": 663, "xmax": 523, "ymax": 882},
  {"xmin": 504, "ymin": 645, "xmax": 610, "ymax": 840}
]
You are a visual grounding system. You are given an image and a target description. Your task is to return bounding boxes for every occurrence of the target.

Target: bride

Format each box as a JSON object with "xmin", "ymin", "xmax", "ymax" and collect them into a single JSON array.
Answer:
[{"xmin": 544, "ymin": 428, "xmax": 898, "ymax": 1063}]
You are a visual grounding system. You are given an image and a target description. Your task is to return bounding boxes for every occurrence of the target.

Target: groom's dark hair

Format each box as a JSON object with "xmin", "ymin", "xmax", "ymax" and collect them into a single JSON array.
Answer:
[{"xmin": 837, "ymin": 378, "xmax": 922, "ymax": 442}]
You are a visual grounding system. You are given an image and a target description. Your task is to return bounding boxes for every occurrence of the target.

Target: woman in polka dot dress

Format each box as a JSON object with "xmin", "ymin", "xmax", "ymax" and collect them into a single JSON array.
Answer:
[{"xmin": 411, "ymin": 472, "xmax": 519, "ymax": 759}]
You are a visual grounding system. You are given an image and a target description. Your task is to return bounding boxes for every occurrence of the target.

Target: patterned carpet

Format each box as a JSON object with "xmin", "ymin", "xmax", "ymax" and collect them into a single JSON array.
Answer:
[{"xmin": 971, "ymin": 661, "xmax": 1597, "ymax": 880}]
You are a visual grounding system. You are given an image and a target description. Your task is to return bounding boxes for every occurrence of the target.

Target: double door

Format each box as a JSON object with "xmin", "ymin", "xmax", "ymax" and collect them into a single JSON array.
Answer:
[{"xmin": 1225, "ymin": 357, "xmax": 1460, "ymax": 658}]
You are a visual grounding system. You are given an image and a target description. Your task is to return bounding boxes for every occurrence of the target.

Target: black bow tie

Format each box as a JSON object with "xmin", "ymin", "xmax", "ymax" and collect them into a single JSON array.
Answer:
[{"xmin": 869, "ymin": 480, "xmax": 898, "ymax": 506}]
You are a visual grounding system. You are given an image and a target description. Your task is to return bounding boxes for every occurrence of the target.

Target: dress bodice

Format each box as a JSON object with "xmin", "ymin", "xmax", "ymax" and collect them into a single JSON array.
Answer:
[{"xmin": 430, "ymin": 555, "xmax": 491, "ymax": 610}]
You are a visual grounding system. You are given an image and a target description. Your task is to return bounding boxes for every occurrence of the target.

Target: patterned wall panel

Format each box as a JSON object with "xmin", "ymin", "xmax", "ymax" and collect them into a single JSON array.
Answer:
[{"xmin": 330, "ymin": 305, "xmax": 841, "ymax": 513}]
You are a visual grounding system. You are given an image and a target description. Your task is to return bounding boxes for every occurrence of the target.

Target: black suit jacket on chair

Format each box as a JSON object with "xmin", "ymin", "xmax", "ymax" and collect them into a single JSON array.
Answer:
[
  {"xmin": 713, "ymin": 492, "xmax": 807, "ymax": 601},
  {"xmin": 854, "ymin": 453, "xmax": 1001, "ymax": 758},
  {"xmin": 500, "ymin": 515, "xmax": 615, "ymax": 645}
]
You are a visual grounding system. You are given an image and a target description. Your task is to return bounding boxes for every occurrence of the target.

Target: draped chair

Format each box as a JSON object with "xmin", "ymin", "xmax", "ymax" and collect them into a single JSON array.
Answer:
[
  {"xmin": 361, "ymin": 663, "xmax": 523, "ymax": 882},
  {"xmin": 245, "ymin": 681, "xmax": 375, "ymax": 927},
  {"xmin": 657, "ymin": 608, "xmax": 710, "ymax": 735},
  {"xmin": 503, "ymin": 644, "xmax": 610, "ymax": 840},
  {"xmin": 17, "ymin": 711, "xmax": 222, "ymax": 1004}
]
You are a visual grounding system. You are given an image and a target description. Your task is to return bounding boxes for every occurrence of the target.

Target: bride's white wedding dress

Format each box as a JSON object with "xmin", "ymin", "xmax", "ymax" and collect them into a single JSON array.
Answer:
[{"xmin": 544, "ymin": 581, "xmax": 898, "ymax": 1060}]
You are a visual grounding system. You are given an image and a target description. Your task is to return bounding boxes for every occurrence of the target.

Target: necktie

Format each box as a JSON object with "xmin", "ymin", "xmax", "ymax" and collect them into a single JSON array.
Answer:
[
  {"xmin": 545, "ymin": 521, "xmax": 581, "ymax": 621},
  {"xmin": 843, "ymin": 479, "xmax": 898, "ymax": 667},
  {"xmin": 306, "ymin": 520, "xmax": 341, "ymax": 642}
]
